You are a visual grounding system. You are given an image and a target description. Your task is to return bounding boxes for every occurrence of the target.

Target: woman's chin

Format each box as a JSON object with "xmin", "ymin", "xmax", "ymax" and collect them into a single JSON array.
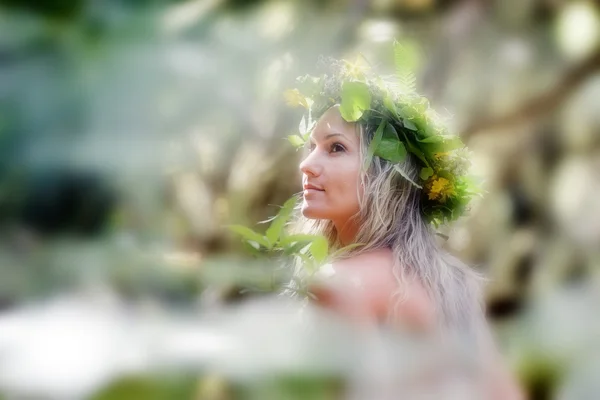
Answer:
[{"xmin": 301, "ymin": 203, "xmax": 325, "ymax": 219}]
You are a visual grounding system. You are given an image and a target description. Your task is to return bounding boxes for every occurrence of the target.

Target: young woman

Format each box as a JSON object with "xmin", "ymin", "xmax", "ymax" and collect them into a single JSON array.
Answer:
[
  {"xmin": 285, "ymin": 57, "xmax": 523, "ymax": 399},
  {"xmin": 298, "ymin": 105, "xmax": 466, "ymax": 332}
]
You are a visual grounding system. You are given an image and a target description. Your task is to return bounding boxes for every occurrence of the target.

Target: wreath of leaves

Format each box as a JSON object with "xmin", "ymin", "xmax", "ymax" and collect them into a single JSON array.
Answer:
[{"xmin": 285, "ymin": 41, "xmax": 484, "ymax": 227}]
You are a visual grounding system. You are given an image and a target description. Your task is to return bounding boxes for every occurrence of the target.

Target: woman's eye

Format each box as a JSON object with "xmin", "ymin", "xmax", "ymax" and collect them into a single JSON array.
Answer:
[{"xmin": 330, "ymin": 143, "xmax": 346, "ymax": 153}]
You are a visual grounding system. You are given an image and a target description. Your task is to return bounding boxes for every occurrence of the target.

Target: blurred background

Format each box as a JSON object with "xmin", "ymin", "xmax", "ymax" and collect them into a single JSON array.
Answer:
[{"xmin": 0, "ymin": 0, "xmax": 599, "ymax": 399}]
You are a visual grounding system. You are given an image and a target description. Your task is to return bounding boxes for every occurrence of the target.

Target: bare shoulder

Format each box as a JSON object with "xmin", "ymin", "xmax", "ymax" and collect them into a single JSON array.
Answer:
[
  {"xmin": 329, "ymin": 248, "xmax": 396, "ymax": 294},
  {"xmin": 332, "ymin": 248, "xmax": 394, "ymax": 277},
  {"xmin": 330, "ymin": 249, "xmax": 436, "ymax": 329}
]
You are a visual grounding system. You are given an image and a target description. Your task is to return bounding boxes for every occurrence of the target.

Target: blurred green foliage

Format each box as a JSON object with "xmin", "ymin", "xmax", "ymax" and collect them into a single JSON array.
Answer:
[
  {"xmin": 1, "ymin": 0, "xmax": 600, "ymax": 399},
  {"xmin": 92, "ymin": 375, "xmax": 199, "ymax": 400}
]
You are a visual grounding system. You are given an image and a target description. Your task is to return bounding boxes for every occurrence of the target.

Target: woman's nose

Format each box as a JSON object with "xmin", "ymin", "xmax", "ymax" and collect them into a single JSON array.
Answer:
[{"xmin": 299, "ymin": 152, "xmax": 322, "ymax": 177}]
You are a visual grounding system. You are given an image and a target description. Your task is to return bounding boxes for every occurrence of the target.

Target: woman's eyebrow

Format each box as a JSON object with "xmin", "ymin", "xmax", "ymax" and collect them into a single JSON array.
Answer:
[{"xmin": 310, "ymin": 132, "xmax": 345, "ymax": 143}]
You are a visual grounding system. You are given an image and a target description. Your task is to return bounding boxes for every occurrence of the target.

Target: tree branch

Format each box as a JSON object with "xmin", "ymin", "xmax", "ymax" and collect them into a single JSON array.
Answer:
[{"xmin": 462, "ymin": 48, "xmax": 600, "ymax": 140}]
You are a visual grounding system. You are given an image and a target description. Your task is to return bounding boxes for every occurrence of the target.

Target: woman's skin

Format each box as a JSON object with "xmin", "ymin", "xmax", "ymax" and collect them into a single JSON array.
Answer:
[{"xmin": 299, "ymin": 106, "xmax": 524, "ymax": 400}]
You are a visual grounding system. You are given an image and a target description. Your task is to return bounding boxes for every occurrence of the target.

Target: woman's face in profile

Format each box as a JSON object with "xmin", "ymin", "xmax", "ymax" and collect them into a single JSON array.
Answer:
[{"xmin": 299, "ymin": 106, "xmax": 362, "ymax": 225}]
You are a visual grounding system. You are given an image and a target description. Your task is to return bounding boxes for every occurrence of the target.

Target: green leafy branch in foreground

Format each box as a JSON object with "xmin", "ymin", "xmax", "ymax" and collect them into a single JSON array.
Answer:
[{"xmin": 228, "ymin": 196, "xmax": 362, "ymax": 279}]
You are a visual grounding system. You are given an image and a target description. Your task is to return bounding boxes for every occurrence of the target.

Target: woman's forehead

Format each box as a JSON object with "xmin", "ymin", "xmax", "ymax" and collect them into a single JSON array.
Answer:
[{"xmin": 311, "ymin": 107, "xmax": 357, "ymax": 141}]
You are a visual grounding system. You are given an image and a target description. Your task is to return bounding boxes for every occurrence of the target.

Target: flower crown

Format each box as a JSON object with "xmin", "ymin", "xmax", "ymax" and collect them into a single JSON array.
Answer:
[{"xmin": 285, "ymin": 42, "xmax": 484, "ymax": 227}]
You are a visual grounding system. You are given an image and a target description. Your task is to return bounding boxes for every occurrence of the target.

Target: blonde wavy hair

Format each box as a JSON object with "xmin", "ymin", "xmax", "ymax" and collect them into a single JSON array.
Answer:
[{"xmin": 289, "ymin": 114, "xmax": 486, "ymax": 339}]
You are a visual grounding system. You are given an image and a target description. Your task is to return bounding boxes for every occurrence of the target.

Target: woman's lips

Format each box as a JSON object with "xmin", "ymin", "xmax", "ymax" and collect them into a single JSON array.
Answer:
[
  {"xmin": 303, "ymin": 188, "xmax": 323, "ymax": 195},
  {"xmin": 303, "ymin": 184, "xmax": 324, "ymax": 197},
  {"xmin": 303, "ymin": 184, "xmax": 324, "ymax": 191}
]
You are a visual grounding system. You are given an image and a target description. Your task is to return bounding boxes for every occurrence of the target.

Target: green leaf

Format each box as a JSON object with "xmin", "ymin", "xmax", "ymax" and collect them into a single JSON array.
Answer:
[
  {"xmin": 420, "ymin": 167, "xmax": 434, "ymax": 180},
  {"xmin": 417, "ymin": 135, "xmax": 443, "ymax": 144},
  {"xmin": 299, "ymin": 115, "xmax": 308, "ymax": 134},
  {"xmin": 339, "ymin": 81, "xmax": 372, "ymax": 122},
  {"xmin": 283, "ymin": 241, "xmax": 312, "ymax": 255},
  {"xmin": 394, "ymin": 126, "xmax": 430, "ymax": 168},
  {"xmin": 280, "ymin": 233, "xmax": 318, "ymax": 246},
  {"xmin": 228, "ymin": 225, "xmax": 270, "ymax": 248},
  {"xmin": 364, "ymin": 121, "xmax": 385, "ymax": 170},
  {"xmin": 375, "ymin": 138, "xmax": 407, "ymax": 163},
  {"xmin": 439, "ymin": 136, "xmax": 464, "ymax": 152},
  {"xmin": 403, "ymin": 120, "xmax": 418, "ymax": 131},
  {"xmin": 421, "ymin": 139, "xmax": 464, "ymax": 155},
  {"xmin": 309, "ymin": 236, "xmax": 329, "ymax": 263},
  {"xmin": 387, "ymin": 124, "xmax": 430, "ymax": 168},
  {"xmin": 242, "ymin": 240, "xmax": 262, "ymax": 256},
  {"xmin": 383, "ymin": 94, "xmax": 398, "ymax": 117},
  {"xmin": 393, "ymin": 40, "xmax": 421, "ymax": 93},
  {"xmin": 393, "ymin": 164, "xmax": 423, "ymax": 189},
  {"xmin": 266, "ymin": 197, "xmax": 297, "ymax": 245},
  {"xmin": 299, "ymin": 253, "xmax": 318, "ymax": 274},
  {"xmin": 298, "ymin": 115, "xmax": 316, "ymax": 136},
  {"xmin": 288, "ymin": 135, "xmax": 305, "ymax": 148},
  {"xmin": 382, "ymin": 122, "xmax": 399, "ymax": 140},
  {"xmin": 419, "ymin": 135, "xmax": 463, "ymax": 151}
]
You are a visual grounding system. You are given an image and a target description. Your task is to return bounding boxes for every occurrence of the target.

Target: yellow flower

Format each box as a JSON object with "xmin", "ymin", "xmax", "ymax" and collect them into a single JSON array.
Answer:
[
  {"xmin": 433, "ymin": 151, "xmax": 450, "ymax": 160},
  {"xmin": 284, "ymin": 89, "xmax": 310, "ymax": 109},
  {"xmin": 427, "ymin": 177, "xmax": 455, "ymax": 202},
  {"xmin": 343, "ymin": 55, "xmax": 370, "ymax": 80}
]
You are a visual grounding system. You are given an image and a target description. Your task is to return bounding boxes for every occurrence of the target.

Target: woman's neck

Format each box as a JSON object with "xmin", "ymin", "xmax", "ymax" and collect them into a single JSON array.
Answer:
[{"xmin": 334, "ymin": 219, "xmax": 359, "ymax": 246}]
